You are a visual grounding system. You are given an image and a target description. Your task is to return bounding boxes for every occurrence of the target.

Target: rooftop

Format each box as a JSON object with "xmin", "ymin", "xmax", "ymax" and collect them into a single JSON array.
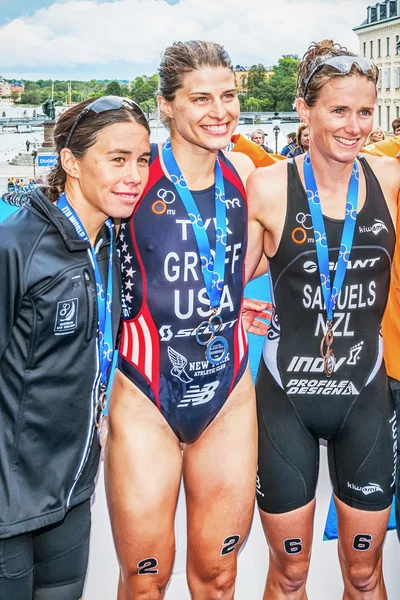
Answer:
[{"xmin": 354, "ymin": 0, "xmax": 400, "ymax": 30}]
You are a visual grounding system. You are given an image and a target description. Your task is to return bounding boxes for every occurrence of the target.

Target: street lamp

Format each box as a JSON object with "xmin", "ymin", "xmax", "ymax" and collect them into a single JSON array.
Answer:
[
  {"xmin": 272, "ymin": 111, "xmax": 281, "ymax": 154},
  {"xmin": 32, "ymin": 149, "xmax": 37, "ymax": 179},
  {"xmin": 273, "ymin": 124, "xmax": 281, "ymax": 154}
]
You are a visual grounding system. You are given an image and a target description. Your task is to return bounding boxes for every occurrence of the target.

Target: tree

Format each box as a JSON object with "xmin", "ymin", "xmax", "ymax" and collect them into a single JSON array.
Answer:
[
  {"xmin": 105, "ymin": 81, "xmax": 122, "ymax": 96},
  {"xmin": 19, "ymin": 89, "xmax": 41, "ymax": 105},
  {"xmin": 11, "ymin": 90, "xmax": 20, "ymax": 103},
  {"xmin": 264, "ymin": 55, "xmax": 300, "ymax": 111},
  {"xmin": 130, "ymin": 74, "xmax": 158, "ymax": 105},
  {"xmin": 247, "ymin": 64, "xmax": 267, "ymax": 96},
  {"xmin": 244, "ymin": 97, "xmax": 262, "ymax": 112}
]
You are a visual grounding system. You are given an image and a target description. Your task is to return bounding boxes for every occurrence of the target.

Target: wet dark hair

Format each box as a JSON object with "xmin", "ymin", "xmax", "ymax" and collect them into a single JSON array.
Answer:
[
  {"xmin": 297, "ymin": 40, "xmax": 378, "ymax": 107},
  {"xmin": 158, "ymin": 40, "xmax": 234, "ymax": 127},
  {"xmin": 45, "ymin": 98, "xmax": 150, "ymax": 202}
]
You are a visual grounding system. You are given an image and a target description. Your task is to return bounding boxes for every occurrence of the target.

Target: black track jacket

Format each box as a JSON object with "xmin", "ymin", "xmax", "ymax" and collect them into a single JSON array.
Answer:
[{"xmin": 0, "ymin": 189, "xmax": 121, "ymax": 538}]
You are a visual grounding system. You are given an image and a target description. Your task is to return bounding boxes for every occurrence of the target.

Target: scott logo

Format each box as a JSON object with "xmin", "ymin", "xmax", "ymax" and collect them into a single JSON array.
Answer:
[
  {"xmin": 159, "ymin": 325, "xmax": 173, "ymax": 342},
  {"xmin": 177, "ymin": 381, "xmax": 220, "ymax": 408}
]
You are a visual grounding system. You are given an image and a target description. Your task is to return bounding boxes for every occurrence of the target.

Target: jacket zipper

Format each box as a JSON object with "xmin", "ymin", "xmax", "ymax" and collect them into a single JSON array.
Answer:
[{"xmin": 67, "ymin": 257, "xmax": 100, "ymax": 507}]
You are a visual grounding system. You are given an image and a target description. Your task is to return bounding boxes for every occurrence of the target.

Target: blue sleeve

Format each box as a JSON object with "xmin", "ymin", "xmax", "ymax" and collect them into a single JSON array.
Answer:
[{"xmin": 280, "ymin": 146, "xmax": 289, "ymax": 157}]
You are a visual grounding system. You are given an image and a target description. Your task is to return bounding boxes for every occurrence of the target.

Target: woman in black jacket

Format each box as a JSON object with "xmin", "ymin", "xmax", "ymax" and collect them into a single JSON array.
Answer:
[{"xmin": 0, "ymin": 97, "xmax": 150, "ymax": 600}]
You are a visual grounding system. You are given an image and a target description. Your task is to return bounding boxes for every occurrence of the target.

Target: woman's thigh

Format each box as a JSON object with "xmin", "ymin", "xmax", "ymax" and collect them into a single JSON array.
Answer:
[{"xmin": 184, "ymin": 368, "xmax": 257, "ymax": 580}]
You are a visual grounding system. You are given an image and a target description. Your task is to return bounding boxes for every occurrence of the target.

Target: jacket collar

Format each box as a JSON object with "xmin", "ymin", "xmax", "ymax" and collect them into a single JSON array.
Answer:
[{"xmin": 27, "ymin": 189, "xmax": 111, "ymax": 252}]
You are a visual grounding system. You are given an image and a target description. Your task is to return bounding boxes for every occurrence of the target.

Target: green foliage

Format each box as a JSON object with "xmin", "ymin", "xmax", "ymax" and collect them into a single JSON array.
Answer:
[
  {"xmin": 264, "ymin": 55, "xmax": 300, "ymax": 111},
  {"xmin": 20, "ymin": 89, "xmax": 42, "ymax": 104},
  {"xmin": 242, "ymin": 55, "xmax": 300, "ymax": 112},
  {"xmin": 16, "ymin": 55, "xmax": 299, "ymax": 111},
  {"xmin": 105, "ymin": 80, "xmax": 122, "ymax": 96},
  {"xmin": 130, "ymin": 74, "xmax": 159, "ymax": 105}
]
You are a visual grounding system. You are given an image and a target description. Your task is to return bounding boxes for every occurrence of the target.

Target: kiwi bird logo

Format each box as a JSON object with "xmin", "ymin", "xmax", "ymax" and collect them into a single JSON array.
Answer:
[{"xmin": 167, "ymin": 346, "xmax": 193, "ymax": 383}]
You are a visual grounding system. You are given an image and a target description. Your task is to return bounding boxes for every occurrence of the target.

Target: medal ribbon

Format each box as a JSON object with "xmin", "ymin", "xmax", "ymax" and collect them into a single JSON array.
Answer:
[
  {"xmin": 162, "ymin": 138, "xmax": 227, "ymax": 310},
  {"xmin": 303, "ymin": 152, "xmax": 359, "ymax": 323},
  {"xmin": 56, "ymin": 193, "xmax": 114, "ymax": 388}
]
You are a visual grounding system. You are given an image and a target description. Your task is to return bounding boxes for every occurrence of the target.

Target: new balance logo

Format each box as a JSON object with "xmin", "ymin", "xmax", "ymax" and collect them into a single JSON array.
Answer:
[{"xmin": 177, "ymin": 381, "xmax": 220, "ymax": 408}]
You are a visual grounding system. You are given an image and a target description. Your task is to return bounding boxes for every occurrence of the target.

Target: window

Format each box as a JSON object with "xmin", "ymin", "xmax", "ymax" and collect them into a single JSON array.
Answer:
[
  {"xmin": 378, "ymin": 39, "xmax": 381, "ymax": 57},
  {"xmin": 387, "ymin": 36, "xmax": 390, "ymax": 56},
  {"xmin": 394, "ymin": 66, "xmax": 400, "ymax": 89},
  {"xmin": 384, "ymin": 67, "xmax": 391, "ymax": 89},
  {"xmin": 377, "ymin": 68, "xmax": 382, "ymax": 90},
  {"xmin": 363, "ymin": 41, "xmax": 366, "ymax": 57},
  {"xmin": 396, "ymin": 35, "xmax": 400, "ymax": 55},
  {"xmin": 387, "ymin": 105, "xmax": 391, "ymax": 132},
  {"xmin": 370, "ymin": 40, "xmax": 374, "ymax": 58},
  {"xmin": 397, "ymin": 106, "xmax": 400, "ymax": 119},
  {"xmin": 378, "ymin": 105, "xmax": 382, "ymax": 127}
]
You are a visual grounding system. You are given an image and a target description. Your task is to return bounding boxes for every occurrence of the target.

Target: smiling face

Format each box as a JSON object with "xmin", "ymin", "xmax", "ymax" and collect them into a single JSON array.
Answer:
[
  {"xmin": 159, "ymin": 66, "xmax": 240, "ymax": 152},
  {"xmin": 66, "ymin": 120, "xmax": 151, "ymax": 221},
  {"xmin": 297, "ymin": 74, "xmax": 376, "ymax": 163}
]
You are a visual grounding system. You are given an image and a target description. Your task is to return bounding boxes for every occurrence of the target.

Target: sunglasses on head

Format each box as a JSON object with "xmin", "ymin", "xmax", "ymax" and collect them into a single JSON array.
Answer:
[
  {"xmin": 64, "ymin": 96, "xmax": 146, "ymax": 149},
  {"xmin": 303, "ymin": 55, "xmax": 377, "ymax": 96}
]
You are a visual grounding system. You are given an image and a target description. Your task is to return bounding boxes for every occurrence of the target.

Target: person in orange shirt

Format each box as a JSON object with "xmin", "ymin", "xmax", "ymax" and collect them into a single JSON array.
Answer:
[{"xmin": 361, "ymin": 135, "xmax": 400, "ymax": 541}]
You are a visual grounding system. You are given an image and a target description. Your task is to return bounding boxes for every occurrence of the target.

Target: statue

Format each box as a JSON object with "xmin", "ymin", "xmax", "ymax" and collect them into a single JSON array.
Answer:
[{"xmin": 42, "ymin": 98, "xmax": 56, "ymax": 121}]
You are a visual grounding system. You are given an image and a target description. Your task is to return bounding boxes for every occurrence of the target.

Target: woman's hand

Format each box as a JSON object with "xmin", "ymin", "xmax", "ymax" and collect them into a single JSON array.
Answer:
[{"xmin": 242, "ymin": 298, "xmax": 273, "ymax": 336}]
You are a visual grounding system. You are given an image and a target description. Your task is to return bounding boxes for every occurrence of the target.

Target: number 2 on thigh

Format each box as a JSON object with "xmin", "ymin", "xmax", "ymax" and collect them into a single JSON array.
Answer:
[
  {"xmin": 221, "ymin": 535, "xmax": 241, "ymax": 556},
  {"xmin": 137, "ymin": 558, "xmax": 159, "ymax": 575}
]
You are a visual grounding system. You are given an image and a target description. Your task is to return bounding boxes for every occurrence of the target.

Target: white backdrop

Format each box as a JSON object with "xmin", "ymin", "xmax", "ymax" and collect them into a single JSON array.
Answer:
[{"xmin": 84, "ymin": 446, "xmax": 400, "ymax": 599}]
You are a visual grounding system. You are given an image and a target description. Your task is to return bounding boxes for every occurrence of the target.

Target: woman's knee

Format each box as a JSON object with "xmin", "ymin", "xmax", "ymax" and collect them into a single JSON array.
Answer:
[
  {"xmin": 272, "ymin": 555, "xmax": 310, "ymax": 594},
  {"xmin": 346, "ymin": 561, "xmax": 382, "ymax": 593},
  {"xmin": 120, "ymin": 567, "xmax": 171, "ymax": 600},
  {"xmin": 187, "ymin": 565, "xmax": 237, "ymax": 600}
]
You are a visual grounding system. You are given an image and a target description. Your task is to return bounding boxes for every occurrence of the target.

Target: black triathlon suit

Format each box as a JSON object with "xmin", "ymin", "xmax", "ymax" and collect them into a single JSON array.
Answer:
[{"xmin": 256, "ymin": 157, "xmax": 397, "ymax": 514}]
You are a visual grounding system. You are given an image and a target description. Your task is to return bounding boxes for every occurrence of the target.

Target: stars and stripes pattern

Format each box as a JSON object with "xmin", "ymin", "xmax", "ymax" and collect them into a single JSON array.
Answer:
[{"xmin": 118, "ymin": 221, "xmax": 161, "ymax": 408}]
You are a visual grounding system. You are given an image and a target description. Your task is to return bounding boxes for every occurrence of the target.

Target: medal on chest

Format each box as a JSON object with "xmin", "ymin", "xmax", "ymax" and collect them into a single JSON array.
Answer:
[
  {"xmin": 303, "ymin": 153, "xmax": 359, "ymax": 378},
  {"xmin": 162, "ymin": 139, "xmax": 229, "ymax": 365}
]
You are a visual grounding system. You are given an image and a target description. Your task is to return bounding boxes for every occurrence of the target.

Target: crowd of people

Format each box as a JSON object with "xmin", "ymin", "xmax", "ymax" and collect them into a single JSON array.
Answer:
[
  {"xmin": 7, "ymin": 176, "xmax": 44, "ymax": 192},
  {"xmin": 0, "ymin": 37, "xmax": 400, "ymax": 600}
]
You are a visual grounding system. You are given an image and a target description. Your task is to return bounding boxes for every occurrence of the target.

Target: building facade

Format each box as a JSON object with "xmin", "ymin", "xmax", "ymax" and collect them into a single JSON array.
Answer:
[
  {"xmin": 0, "ymin": 77, "xmax": 24, "ymax": 100},
  {"xmin": 353, "ymin": 1, "xmax": 400, "ymax": 132}
]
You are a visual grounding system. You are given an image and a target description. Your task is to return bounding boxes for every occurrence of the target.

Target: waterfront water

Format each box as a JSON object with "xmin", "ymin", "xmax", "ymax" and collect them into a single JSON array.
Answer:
[{"xmin": 0, "ymin": 119, "xmax": 299, "ymax": 191}]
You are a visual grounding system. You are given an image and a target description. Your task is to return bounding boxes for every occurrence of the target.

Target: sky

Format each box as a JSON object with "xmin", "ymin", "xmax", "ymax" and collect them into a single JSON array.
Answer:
[{"xmin": 0, "ymin": 0, "xmax": 370, "ymax": 81}]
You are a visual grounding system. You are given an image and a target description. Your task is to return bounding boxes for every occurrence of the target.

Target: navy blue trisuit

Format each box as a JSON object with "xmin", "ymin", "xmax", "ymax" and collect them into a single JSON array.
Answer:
[
  {"xmin": 256, "ymin": 157, "xmax": 397, "ymax": 514},
  {"xmin": 118, "ymin": 145, "xmax": 249, "ymax": 443}
]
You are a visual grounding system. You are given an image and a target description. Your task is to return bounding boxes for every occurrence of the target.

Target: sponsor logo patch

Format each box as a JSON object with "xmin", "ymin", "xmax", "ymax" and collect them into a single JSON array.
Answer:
[
  {"xmin": 286, "ymin": 378, "xmax": 359, "ymax": 395},
  {"xmin": 177, "ymin": 381, "xmax": 220, "ymax": 407},
  {"xmin": 347, "ymin": 482, "xmax": 384, "ymax": 496},
  {"xmin": 359, "ymin": 219, "xmax": 388, "ymax": 235},
  {"xmin": 54, "ymin": 298, "xmax": 78, "ymax": 335}
]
